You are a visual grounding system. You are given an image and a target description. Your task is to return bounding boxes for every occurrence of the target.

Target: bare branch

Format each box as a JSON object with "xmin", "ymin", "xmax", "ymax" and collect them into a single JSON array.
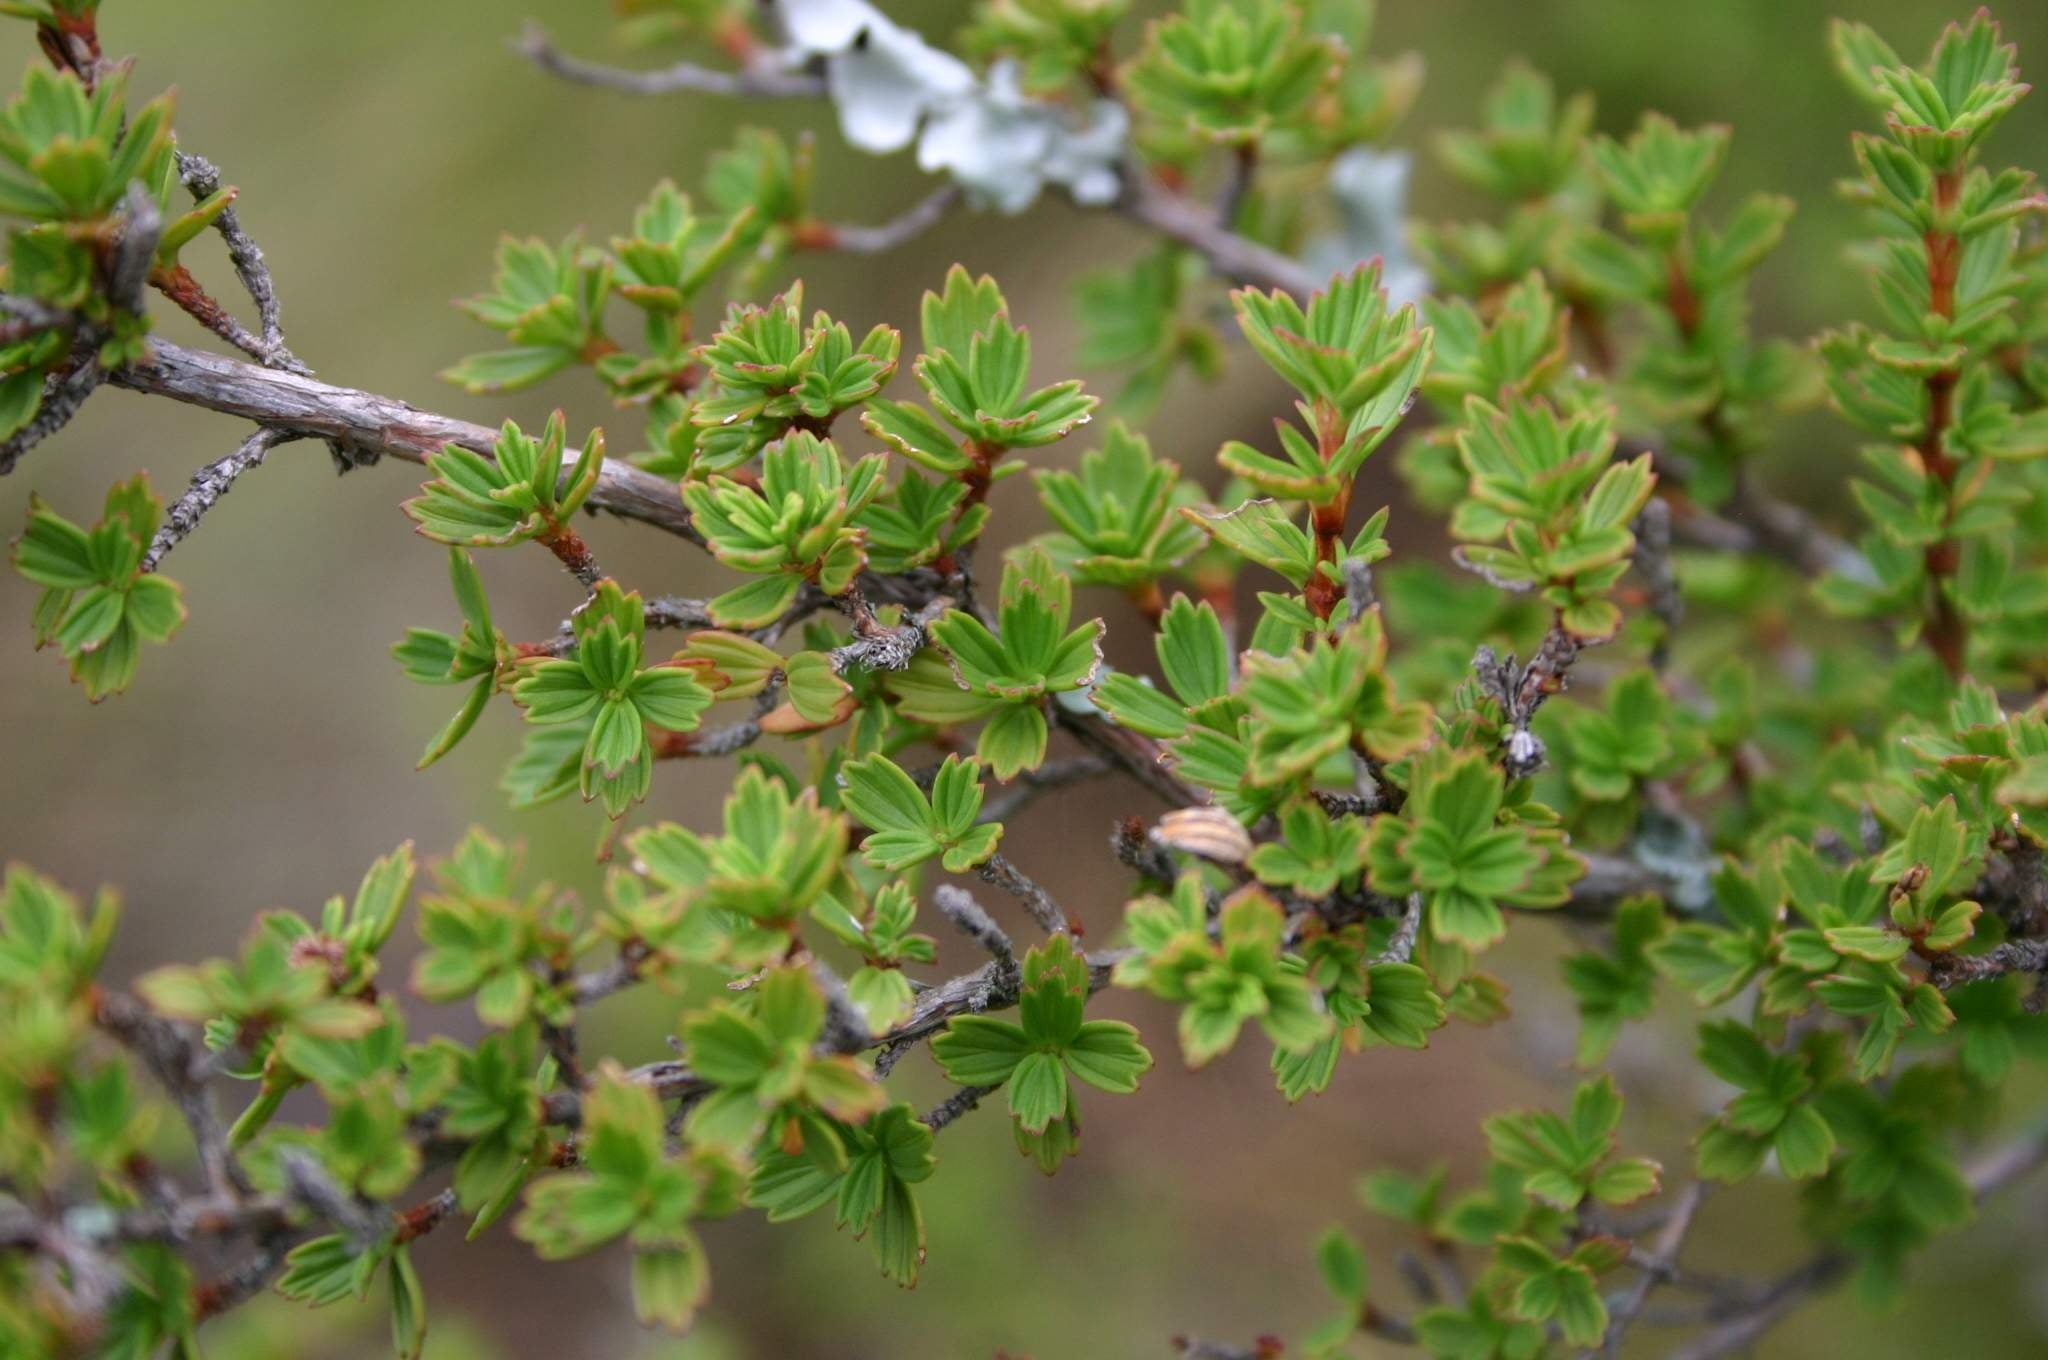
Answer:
[
  {"xmin": 921, "ymin": 1083, "xmax": 994, "ymax": 1133},
  {"xmin": 92, "ymin": 990, "xmax": 249, "ymax": 1198},
  {"xmin": 809, "ymin": 186, "xmax": 963, "ymax": 254},
  {"xmin": 514, "ymin": 22, "xmax": 825, "ymax": 99},
  {"xmin": 1604, "ymin": 1181, "xmax": 1709, "ymax": 1356},
  {"xmin": 109, "ymin": 338, "xmax": 705, "ymax": 541},
  {"xmin": 977, "ymin": 851, "xmax": 1069, "ymax": 935},
  {"xmin": 1121, "ymin": 180, "xmax": 1320, "ymax": 296},
  {"xmin": 144, "ymin": 426, "xmax": 303, "ymax": 571}
]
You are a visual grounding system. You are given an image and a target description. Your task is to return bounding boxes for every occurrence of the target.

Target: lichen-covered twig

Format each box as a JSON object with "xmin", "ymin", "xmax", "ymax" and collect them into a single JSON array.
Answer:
[
  {"xmin": 174, "ymin": 152, "xmax": 305, "ymax": 372},
  {"xmin": 514, "ymin": 22, "xmax": 826, "ymax": 99},
  {"xmin": 144, "ymin": 426, "xmax": 302, "ymax": 571},
  {"xmin": 109, "ymin": 337, "xmax": 705, "ymax": 541}
]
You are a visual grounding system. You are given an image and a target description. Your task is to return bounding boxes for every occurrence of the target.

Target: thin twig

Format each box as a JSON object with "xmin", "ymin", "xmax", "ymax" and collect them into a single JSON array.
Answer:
[
  {"xmin": 92, "ymin": 990, "xmax": 249, "ymax": 1198},
  {"xmin": 144, "ymin": 426, "xmax": 301, "ymax": 571},
  {"xmin": 514, "ymin": 22, "xmax": 826, "ymax": 98},
  {"xmin": 1372, "ymin": 893, "xmax": 1424, "ymax": 965},
  {"xmin": 921, "ymin": 1083, "xmax": 994, "ymax": 1133},
  {"xmin": 1669, "ymin": 1122, "xmax": 2048, "ymax": 1360},
  {"xmin": 1603, "ymin": 1182, "xmax": 1708, "ymax": 1356},
  {"xmin": 977, "ymin": 852, "xmax": 1069, "ymax": 935},
  {"xmin": 808, "ymin": 186, "xmax": 963, "ymax": 254},
  {"xmin": 174, "ymin": 151, "xmax": 304, "ymax": 372}
]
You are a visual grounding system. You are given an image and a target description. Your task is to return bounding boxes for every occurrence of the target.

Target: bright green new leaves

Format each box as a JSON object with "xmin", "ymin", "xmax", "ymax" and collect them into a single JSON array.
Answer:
[
  {"xmin": 411, "ymin": 829, "xmax": 573, "ymax": 1028},
  {"xmin": 0, "ymin": 64, "xmax": 218, "ymax": 419},
  {"xmin": 599, "ymin": 179, "xmax": 753, "ymax": 398},
  {"xmin": 1419, "ymin": 273, "xmax": 1571, "ymax": 413},
  {"xmin": 515, "ymin": 1066, "xmax": 744, "ymax": 1332},
  {"xmin": 407, "ymin": 1027, "xmax": 548, "ymax": 1224},
  {"xmin": 1650, "ymin": 858, "xmax": 1784, "ymax": 1008},
  {"xmin": 1221, "ymin": 263, "xmax": 1432, "ymax": 504},
  {"xmin": 1092, "ymin": 592, "xmax": 1237, "ymax": 740},
  {"xmin": 682, "ymin": 430, "xmax": 886, "ymax": 626},
  {"xmin": 443, "ymin": 233, "xmax": 612, "ymax": 394},
  {"xmin": 932, "ymin": 934, "xmax": 1151, "ymax": 1145},
  {"xmin": 0, "ymin": 65, "xmax": 185, "ymax": 224},
  {"xmin": 1691, "ymin": 1022, "xmax": 1836, "ymax": 1182},
  {"xmin": 680, "ymin": 967, "xmax": 884, "ymax": 1153},
  {"xmin": 1123, "ymin": 0, "xmax": 1337, "ymax": 146},
  {"xmin": 403, "ymin": 412, "xmax": 604, "ymax": 548},
  {"xmin": 1481, "ymin": 1075, "xmax": 1660, "ymax": 1212},
  {"xmin": 629, "ymin": 767, "xmax": 845, "ymax": 927},
  {"xmin": 1298, "ymin": 1225, "xmax": 1372, "ymax": 1358},
  {"xmin": 840, "ymin": 752, "xmax": 1002, "ymax": 873},
  {"xmin": 1556, "ymin": 669, "xmax": 1689, "ymax": 807},
  {"xmin": 1073, "ymin": 246, "xmax": 1225, "ymax": 414},
  {"xmin": 1247, "ymin": 799, "xmax": 1369, "ymax": 899},
  {"xmin": 1814, "ymin": 13, "xmax": 2043, "ymax": 657},
  {"xmin": 1561, "ymin": 897, "xmax": 1665, "ymax": 1067},
  {"xmin": 275, "ymin": 1229, "xmax": 425, "ymax": 1359},
  {"xmin": 1115, "ymin": 881, "xmax": 1330, "ymax": 1067},
  {"xmin": 1277, "ymin": 924, "xmax": 1447, "ymax": 1100},
  {"xmin": 1239, "ymin": 611, "xmax": 1430, "ymax": 786},
  {"xmin": 0, "ymin": 863, "xmax": 116, "ymax": 1001},
  {"xmin": 392, "ymin": 548, "xmax": 507, "ymax": 768},
  {"xmin": 1365, "ymin": 747, "xmax": 1578, "ymax": 949},
  {"xmin": 1811, "ymin": 1068, "xmax": 1976, "ymax": 1291},
  {"xmin": 1435, "ymin": 62, "xmax": 1594, "ymax": 202},
  {"xmin": 963, "ymin": 0, "xmax": 1130, "ymax": 96},
  {"xmin": 898, "ymin": 547, "xmax": 1105, "ymax": 778},
  {"xmin": 12, "ymin": 476, "xmax": 184, "ymax": 700},
  {"xmin": 862, "ymin": 266, "xmax": 1095, "ymax": 475},
  {"xmin": 1493, "ymin": 1234, "xmax": 1629, "ymax": 1348},
  {"xmin": 857, "ymin": 467, "xmax": 987, "ymax": 574},
  {"xmin": 1185, "ymin": 496, "xmax": 1389, "ymax": 598},
  {"xmin": 135, "ymin": 928, "xmax": 380, "ymax": 1063},
  {"xmin": 808, "ymin": 883, "xmax": 936, "ymax": 1032},
  {"xmin": 687, "ymin": 285, "xmax": 899, "ymax": 468},
  {"xmin": 1450, "ymin": 397, "xmax": 1655, "ymax": 639},
  {"xmin": 267, "ymin": 842, "xmax": 415, "ymax": 1002},
  {"xmin": 1834, "ymin": 11, "xmax": 2027, "ymax": 170},
  {"xmin": 1870, "ymin": 796, "xmax": 1982, "ymax": 944},
  {"xmin": 1032, "ymin": 422, "xmax": 1204, "ymax": 590},
  {"xmin": 509, "ymin": 582, "xmax": 712, "ymax": 816},
  {"xmin": 1586, "ymin": 115, "xmax": 1729, "ymax": 244},
  {"xmin": 747, "ymin": 1103, "xmax": 937, "ymax": 1285}
]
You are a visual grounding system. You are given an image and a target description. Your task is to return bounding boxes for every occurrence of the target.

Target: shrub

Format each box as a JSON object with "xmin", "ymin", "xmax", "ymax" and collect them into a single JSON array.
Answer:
[{"xmin": 3, "ymin": 2, "xmax": 2047, "ymax": 1357}]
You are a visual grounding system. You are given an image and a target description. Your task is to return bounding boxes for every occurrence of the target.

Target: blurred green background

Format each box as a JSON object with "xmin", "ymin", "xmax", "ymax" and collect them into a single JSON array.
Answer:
[{"xmin": 5, "ymin": 2, "xmax": 2048, "ymax": 1356}]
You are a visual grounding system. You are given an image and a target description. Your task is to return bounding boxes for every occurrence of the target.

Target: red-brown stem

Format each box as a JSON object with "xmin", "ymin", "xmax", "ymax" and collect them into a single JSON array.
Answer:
[
  {"xmin": 937, "ymin": 440, "xmax": 1001, "ymax": 567},
  {"xmin": 650, "ymin": 729, "xmax": 697, "ymax": 759},
  {"xmin": 788, "ymin": 219, "xmax": 839, "ymax": 251},
  {"xmin": 538, "ymin": 522, "xmax": 601, "ymax": 589},
  {"xmin": 1570, "ymin": 296, "xmax": 1616, "ymax": 376},
  {"xmin": 151, "ymin": 265, "xmax": 247, "ymax": 351},
  {"xmin": 1128, "ymin": 579, "xmax": 1166, "ymax": 625},
  {"xmin": 1921, "ymin": 168, "xmax": 1967, "ymax": 680},
  {"xmin": 1304, "ymin": 404, "xmax": 1351, "ymax": 621},
  {"xmin": 392, "ymin": 1189, "xmax": 459, "ymax": 1245},
  {"xmin": 1305, "ymin": 492, "xmax": 1350, "ymax": 620},
  {"xmin": 1664, "ymin": 251, "xmax": 1702, "ymax": 339}
]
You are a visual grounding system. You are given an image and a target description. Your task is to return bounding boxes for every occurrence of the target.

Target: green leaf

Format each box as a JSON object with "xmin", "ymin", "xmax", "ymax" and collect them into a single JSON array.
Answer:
[
  {"xmin": 1063, "ymin": 1020, "xmax": 1153, "ymax": 1094},
  {"xmin": 1005, "ymin": 1050, "xmax": 1071, "ymax": 1133},
  {"xmin": 930, "ymin": 1016, "xmax": 1032, "ymax": 1087}
]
